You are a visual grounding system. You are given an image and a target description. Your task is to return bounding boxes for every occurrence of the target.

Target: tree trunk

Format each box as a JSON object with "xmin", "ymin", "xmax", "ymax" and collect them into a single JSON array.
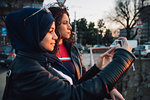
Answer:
[{"xmin": 126, "ymin": 28, "xmax": 131, "ymax": 39}]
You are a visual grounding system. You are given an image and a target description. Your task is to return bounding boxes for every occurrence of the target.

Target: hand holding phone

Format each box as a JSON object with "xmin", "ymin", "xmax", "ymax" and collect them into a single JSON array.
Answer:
[{"xmin": 117, "ymin": 37, "xmax": 132, "ymax": 53}]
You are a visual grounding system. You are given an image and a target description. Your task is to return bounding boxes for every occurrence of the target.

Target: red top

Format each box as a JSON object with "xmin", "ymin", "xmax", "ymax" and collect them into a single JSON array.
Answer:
[
  {"xmin": 56, "ymin": 44, "xmax": 76, "ymax": 76},
  {"xmin": 56, "ymin": 43, "xmax": 71, "ymax": 61}
]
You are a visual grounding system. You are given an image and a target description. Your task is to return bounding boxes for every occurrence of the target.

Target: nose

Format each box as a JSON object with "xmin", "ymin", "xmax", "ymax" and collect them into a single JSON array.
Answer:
[
  {"xmin": 52, "ymin": 32, "xmax": 58, "ymax": 40},
  {"xmin": 68, "ymin": 23, "xmax": 72, "ymax": 30}
]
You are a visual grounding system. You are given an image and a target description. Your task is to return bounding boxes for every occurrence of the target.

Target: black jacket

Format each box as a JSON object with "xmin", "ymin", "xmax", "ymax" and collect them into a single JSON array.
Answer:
[{"xmin": 3, "ymin": 48, "xmax": 135, "ymax": 100}]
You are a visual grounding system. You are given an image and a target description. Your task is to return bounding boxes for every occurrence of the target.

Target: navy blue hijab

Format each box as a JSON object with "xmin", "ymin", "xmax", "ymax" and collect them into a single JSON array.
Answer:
[{"xmin": 5, "ymin": 8, "xmax": 55, "ymax": 53}]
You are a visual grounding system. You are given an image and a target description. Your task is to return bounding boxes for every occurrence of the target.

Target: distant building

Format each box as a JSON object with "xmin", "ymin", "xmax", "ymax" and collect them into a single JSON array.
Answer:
[
  {"xmin": 139, "ymin": 5, "xmax": 150, "ymax": 42},
  {"xmin": 0, "ymin": 0, "xmax": 43, "ymax": 45}
]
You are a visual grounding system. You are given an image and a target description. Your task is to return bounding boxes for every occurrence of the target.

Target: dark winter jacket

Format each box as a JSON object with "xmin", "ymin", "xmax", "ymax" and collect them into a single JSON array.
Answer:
[{"xmin": 4, "ymin": 48, "xmax": 135, "ymax": 100}]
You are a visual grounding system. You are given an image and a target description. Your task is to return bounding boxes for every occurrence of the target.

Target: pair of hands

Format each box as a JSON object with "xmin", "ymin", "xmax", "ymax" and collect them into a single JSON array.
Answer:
[
  {"xmin": 96, "ymin": 37, "xmax": 132, "ymax": 70},
  {"xmin": 95, "ymin": 37, "xmax": 131, "ymax": 100},
  {"xmin": 95, "ymin": 47, "xmax": 125, "ymax": 100},
  {"xmin": 96, "ymin": 48, "xmax": 125, "ymax": 100}
]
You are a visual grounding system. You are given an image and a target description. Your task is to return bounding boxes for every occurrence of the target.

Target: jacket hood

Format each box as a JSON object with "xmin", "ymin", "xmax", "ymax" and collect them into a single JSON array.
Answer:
[{"xmin": 5, "ymin": 7, "xmax": 55, "ymax": 53}]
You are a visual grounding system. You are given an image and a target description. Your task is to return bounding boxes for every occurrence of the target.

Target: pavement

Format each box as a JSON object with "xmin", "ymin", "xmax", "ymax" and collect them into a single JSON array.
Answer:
[
  {"xmin": 0, "ymin": 66, "xmax": 7, "ymax": 100},
  {"xmin": 82, "ymin": 53, "xmax": 91, "ymax": 68}
]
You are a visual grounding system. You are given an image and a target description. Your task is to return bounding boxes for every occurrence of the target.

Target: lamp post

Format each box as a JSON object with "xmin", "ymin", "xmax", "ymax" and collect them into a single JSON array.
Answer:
[{"xmin": 74, "ymin": 11, "xmax": 77, "ymax": 43}]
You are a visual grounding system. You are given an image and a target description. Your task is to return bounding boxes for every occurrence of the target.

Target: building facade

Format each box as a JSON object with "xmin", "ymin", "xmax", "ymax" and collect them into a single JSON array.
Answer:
[
  {"xmin": 0, "ymin": 0, "xmax": 43, "ymax": 45},
  {"xmin": 139, "ymin": 5, "xmax": 150, "ymax": 42}
]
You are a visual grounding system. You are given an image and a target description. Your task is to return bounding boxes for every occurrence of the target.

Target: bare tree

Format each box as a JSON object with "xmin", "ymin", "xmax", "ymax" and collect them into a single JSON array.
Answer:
[{"xmin": 109, "ymin": 0, "xmax": 148, "ymax": 39}]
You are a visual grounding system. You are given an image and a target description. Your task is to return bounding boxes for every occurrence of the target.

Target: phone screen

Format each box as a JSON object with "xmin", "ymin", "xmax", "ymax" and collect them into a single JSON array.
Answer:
[{"xmin": 115, "ymin": 40, "xmax": 123, "ymax": 47}]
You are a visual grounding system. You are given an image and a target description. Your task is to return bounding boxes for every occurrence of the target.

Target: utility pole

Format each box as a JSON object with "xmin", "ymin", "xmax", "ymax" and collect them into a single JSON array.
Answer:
[{"xmin": 74, "ymin": 11, "xmax": 77, "ymax": 44}]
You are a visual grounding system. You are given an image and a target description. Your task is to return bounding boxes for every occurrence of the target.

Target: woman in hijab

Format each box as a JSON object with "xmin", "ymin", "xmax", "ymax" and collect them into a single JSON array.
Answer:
[{"xmin": 3, "ymin": 7, "xmax": 135, "ymax": 100}]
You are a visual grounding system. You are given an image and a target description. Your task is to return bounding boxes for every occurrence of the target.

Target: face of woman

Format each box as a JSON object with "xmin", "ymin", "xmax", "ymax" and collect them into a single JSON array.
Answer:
[
  {"xmin": 58, "ymin": 13, "xmax": 72, "ymax": 39},
  {"xmin": 40, "ymin": 22, "xmax": 58, "ymax": 51}
]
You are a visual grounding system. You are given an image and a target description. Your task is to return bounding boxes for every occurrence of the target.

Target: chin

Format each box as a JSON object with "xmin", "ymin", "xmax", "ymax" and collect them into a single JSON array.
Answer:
[
  {"xmin": 51, "ymin": 48, "xmax": 54, "ymax": 51},
  {"xmin": 67, "ymin": 35, "xmax": 70, "ymax": 39},
  {"xmin": 62, "ymin": 35, "xmax": 70, "ymax": 39},
  {"xmin": 49, "ymin": 47, "xmax": 54, "ymax": 52}
]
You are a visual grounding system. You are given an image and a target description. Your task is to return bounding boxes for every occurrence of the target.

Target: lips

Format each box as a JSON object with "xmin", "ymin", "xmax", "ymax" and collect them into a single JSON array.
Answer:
[
  {"xmin": 68, "ymin": 32, "xmax": 71, "ymax": 34},
  {"xmin": 50, "ymin": 43, "xmax": 55, "ymax": 46}
]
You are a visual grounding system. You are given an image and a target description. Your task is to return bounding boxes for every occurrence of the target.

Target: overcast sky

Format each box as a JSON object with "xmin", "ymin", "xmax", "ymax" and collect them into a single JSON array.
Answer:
[
  {"xmin": 65, "ymin": 0, "xmax": 115, "ymax": 23},
  {"xmin": 43, "ymin": 0, "xmax": 118, "ymax": 29}
]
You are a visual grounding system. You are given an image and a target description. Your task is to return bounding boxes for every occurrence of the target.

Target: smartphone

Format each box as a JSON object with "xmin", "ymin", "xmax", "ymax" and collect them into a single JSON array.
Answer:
[{"xmin": 115, "ymin": 40, "xmax": 123, "ymax": 47}]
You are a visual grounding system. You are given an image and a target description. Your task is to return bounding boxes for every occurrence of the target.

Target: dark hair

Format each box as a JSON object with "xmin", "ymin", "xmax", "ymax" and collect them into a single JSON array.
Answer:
[{"xmin": 49, "ymin": 7, "xmax": 75, "ymax": 53}]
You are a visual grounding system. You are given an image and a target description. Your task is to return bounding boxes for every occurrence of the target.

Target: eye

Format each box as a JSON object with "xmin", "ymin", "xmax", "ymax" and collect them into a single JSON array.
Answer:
[
  {"xmin": 49, "ymin": 29, "xmax": 54, "ymax": 34},
  {"xmin": 63, "ymin": 22, "xmax": 67, "ymax": 24},
  {"xmin": 62, "ymin": 20, "xmax": 70, "ymax": 25}
]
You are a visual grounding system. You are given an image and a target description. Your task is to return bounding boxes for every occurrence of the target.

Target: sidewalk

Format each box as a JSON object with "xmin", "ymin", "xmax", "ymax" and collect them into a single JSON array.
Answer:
[
  {"xmin": 0, "ymin": 71, "xmax": 7, "ymax": 100},
  {"xmin": 82, "ymin": 53, "xmax": 91, "ymax": 68}
]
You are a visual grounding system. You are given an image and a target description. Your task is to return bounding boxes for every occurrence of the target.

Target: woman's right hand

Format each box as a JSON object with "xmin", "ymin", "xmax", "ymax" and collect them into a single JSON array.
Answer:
[
  {"xmin": 117, "ymin": 37, "xmax": 132, "ymax": 53},
  {"xmin": 96, "ymin": 47, "xmax": 116, "ymax": 70}
]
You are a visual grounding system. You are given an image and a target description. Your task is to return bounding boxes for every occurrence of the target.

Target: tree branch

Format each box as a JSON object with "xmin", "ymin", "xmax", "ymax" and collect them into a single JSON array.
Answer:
[{"xmin": 113, "ymin": 19, "xmax": 126, "ymax": 27}]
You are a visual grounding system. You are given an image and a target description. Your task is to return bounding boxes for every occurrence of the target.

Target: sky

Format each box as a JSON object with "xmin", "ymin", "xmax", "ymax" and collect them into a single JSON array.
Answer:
[
  {"xmin": 65, "ymin": 0, "xmax": 116, "ymax": 24},
  {"xmin": 43, "ymin": 0, "xmax": 119, "ymax": 30},
  {"xmin": 65, "ymin": 0, "xmax": 121, "ymax": 36}
]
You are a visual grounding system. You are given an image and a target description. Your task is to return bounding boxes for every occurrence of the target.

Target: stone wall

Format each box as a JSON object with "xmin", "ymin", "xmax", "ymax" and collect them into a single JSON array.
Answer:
[{"xmin": 116, "ymin": 58, "xmax": 150, "ymax": 100}]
